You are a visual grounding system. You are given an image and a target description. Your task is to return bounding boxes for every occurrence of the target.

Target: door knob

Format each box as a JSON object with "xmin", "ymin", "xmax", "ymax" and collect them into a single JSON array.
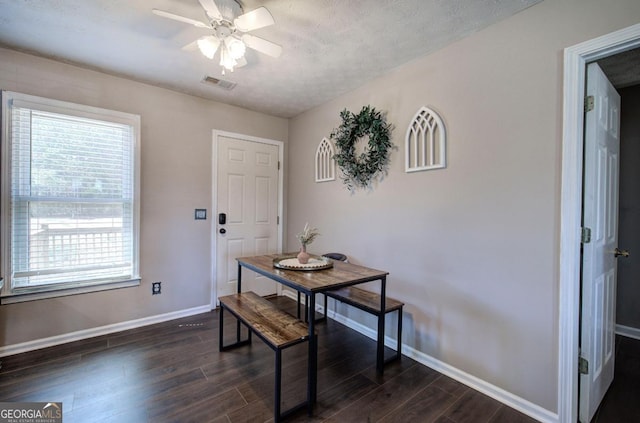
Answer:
[
  {"xmin": 219, "ymin": 228, "xmax": 226, "ymax": 234},
  {"xmin": 614, "ymin": 248, "xmax": 630, "ymax": 258}
]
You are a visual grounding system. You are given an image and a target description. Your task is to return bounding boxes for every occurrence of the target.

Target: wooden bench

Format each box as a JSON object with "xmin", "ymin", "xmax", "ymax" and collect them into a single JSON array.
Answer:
[
  {"xmin": 219, "ymin": 291, "xmax": 311, "ymax": 422},
  {"xmin": 323, "ymin": 286, "xmax": 404, "ymax": 365}
]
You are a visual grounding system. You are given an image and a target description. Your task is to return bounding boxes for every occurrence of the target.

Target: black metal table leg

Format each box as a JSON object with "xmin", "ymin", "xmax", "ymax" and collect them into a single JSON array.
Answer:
[
  {"xmin": 237, "ymin": 262, "xmax": 243, "ymax": 342},
  {"xmin": 308, "ymin": 292, "xmax": 317, "ymax": 415},
  {"xmin": 275, "ymin": 349, "xmax": 282, "ymax": 422},
  {"xmin": 219, "ymin": 305, "xmax": 224, "ymax": 351}
]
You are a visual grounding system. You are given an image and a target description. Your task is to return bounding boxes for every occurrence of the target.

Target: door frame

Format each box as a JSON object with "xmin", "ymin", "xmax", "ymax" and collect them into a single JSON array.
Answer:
[
  {"xmin": 210, "ymin": 130, "xmax": 284, "ymax": 309},
  {"xmin": 559, "ymin": 23, "xmax": 640, "ymax": 423}
]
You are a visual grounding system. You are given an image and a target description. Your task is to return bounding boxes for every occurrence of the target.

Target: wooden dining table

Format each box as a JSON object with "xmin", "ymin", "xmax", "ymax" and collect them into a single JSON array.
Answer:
[{"xmin": 235, "ymin": 253, "xmax": 389, "ymax": 412}]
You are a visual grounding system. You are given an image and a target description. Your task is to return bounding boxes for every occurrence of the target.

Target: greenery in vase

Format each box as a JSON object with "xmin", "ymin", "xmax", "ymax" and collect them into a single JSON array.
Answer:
[{"xmin": 296, "ymin": 222, "xmax": 320, "ymax": 247}]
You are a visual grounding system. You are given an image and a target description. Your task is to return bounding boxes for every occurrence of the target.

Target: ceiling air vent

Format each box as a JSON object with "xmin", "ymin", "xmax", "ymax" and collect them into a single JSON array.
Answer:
[{"xmin": 202, "ymin": 75, "xmax": 237, "ymax": 90}]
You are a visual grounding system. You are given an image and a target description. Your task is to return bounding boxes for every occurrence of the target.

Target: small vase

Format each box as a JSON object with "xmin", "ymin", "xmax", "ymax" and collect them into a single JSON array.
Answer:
[{"xmin": 297, "ymin": 245, "xmax": 310, "ymax": 264}]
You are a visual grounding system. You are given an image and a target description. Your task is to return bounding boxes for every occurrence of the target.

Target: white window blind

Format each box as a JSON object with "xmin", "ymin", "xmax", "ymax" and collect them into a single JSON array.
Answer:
[{"xmin": 1, "ymin": 92, "xmax": 140, "ymax": 298}]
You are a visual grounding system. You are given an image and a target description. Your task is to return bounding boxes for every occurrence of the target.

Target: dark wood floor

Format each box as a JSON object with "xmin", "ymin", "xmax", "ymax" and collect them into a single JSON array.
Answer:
[
  {"xmin": 590, "ymin": 335, "xmax": 640, "ymax": 423},
  {"xmin": 0, "ymin": 296, "xmax": 538, "ymax": 423}
]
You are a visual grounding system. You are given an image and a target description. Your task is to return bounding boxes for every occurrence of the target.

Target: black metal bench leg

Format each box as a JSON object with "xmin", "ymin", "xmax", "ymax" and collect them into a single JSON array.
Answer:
[
  {"xmin": 377, "ymin": 278, "xmax": 387, "ymax": 373},
  {"xmin": 396, "ymin": 307, "xmax": 403, "ymax": 361},
  {"xmin": 324, "ymin": 294, "xmax": 328, "ymax": 319},
  {"xmin": 376, "ymin": 312, "xmax": 384, "ymax": 372},
  {"xmin": 219, "ymin": 305, "xmax": 252, "ymax": 351}
]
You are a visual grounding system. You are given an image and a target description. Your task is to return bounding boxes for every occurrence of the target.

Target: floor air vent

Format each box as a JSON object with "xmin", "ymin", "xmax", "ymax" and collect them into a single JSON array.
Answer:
[{"xmin": 202, "ymin": 75, "xmax": 237, "ymax": 90}]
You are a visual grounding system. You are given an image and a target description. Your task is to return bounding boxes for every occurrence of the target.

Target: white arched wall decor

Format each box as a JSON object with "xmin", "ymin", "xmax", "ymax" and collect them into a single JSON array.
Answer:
[
  {"xmin": 315, "ymin": 137, "xmax": 336, "ymax": 182},
  {"xmin": 405, "ymin": 106, "xmax": 446, "ymax": 172}
]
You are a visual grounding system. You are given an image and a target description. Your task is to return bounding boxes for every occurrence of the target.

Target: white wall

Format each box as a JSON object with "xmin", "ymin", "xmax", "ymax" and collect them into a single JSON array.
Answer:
[
  {"xmin": 287, "ymin": 0, "xmax": 640, "ymax": 414},
  {"xmin": 0, "ymin": 48, "xmax": 288, "ymax": 346}
]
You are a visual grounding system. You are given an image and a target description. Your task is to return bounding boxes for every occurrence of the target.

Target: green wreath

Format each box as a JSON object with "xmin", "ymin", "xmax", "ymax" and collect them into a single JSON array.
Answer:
[{"xmin": 330, "ymin": 106, "xmax": 393, "ymax": 191}]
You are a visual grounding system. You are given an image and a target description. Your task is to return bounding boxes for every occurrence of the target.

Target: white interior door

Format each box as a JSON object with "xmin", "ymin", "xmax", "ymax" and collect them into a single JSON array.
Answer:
[
  {"xmin": 214, "ymin": 133, "xmax": 281, "ymax": 303},
  {"xmin": 579, "ymin": 62, "xmax": 621, "ymax": 423}
]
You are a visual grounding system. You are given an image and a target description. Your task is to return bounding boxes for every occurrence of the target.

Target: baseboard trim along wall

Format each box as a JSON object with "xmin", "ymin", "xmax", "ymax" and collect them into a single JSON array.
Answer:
[
  {"xmin": 283, "ymin": 291, "xmax": 559, "ymax": 423},
  {"xmin": 616, "ymin": 324, "xmax": 640, "ymax": 340},
  {"xmin": 0, "ymin": 305, "xmax": 211, "ymax": 358}
]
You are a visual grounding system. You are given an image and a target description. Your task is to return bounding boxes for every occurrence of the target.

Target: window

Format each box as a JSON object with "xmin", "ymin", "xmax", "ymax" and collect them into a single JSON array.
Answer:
[{"xmin": 1, "ymin": 91, "xmax": 140, "ymax": 303}]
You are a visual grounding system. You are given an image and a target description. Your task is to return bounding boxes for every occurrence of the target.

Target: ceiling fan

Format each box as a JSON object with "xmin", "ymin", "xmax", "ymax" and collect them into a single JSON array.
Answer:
[{"xmin": 153, "ymin": 0, "xmax": 282, "ymax": 75}]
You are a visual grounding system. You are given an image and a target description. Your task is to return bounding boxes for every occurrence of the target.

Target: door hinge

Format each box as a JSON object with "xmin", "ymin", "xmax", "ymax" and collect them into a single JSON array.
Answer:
[
  {"xmin": 581, "ymin": 227, "xmax": 591, "ymax": 244},
  {"xmin": 585, "ymin": 95, "xmax": 594, "ymax": 112},
  {"xmin": 579, "ymin": 356, "xmax": 589, "ymax": 375},
  {"xmin": 278, "ymin": 161, "xmax": 281, "ymax": 170},
  {"xmin": 277, "ymin": 216, "xmax": 280, "ymax": 225}
]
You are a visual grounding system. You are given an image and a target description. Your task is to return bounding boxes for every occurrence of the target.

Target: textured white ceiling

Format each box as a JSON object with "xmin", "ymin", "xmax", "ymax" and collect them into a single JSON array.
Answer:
[
  {"xmin": 599, "ymin": 47, "xmax": 640, "ymax": 89},
  {"xmin": 0, "ymin": 0, "xmax": 542, "ymax": 118}
]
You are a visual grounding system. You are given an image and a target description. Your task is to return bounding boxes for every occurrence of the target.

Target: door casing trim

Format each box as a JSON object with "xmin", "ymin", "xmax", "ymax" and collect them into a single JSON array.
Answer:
[
  {"xmin": 560, "ymin": 22, "xmax": 640, "ymax": 423},
  {"xmin": 210, "ymin": 130, "xmax": 284, "ymax": 309}
]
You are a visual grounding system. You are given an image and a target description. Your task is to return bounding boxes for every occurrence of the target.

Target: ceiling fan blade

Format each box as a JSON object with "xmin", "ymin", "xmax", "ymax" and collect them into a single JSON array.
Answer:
[
  {"xmin": 152, "ymin": 9, "xmax": 211, "ymax": 29},
  {"xmin": 234, "ymin": 7, "xmax": 275, "ymax": 32},
  {"xmin": 198, "ymin": 0, "xmax": 223, "ymax": 21},
  {"xmin": 242, "ymin": 34, "xmax": 282, "ymax": 58},
  {"xmin": 181, "ymin": 40, "xmax": 199, "ymax": 52}
]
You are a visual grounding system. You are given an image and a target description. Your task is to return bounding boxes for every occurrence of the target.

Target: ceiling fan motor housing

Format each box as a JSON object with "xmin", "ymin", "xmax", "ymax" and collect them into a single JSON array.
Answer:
[
  {"xmin": 214, "ymin": 23, "xmax": 233, "ymax": 39},
  {"xmin": 210, "ymin": 0, "xmax": 243, "ymax": 23}
]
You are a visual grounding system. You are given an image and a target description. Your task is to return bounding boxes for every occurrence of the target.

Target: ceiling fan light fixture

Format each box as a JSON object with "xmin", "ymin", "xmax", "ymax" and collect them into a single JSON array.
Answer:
[
  {"xmin": 197, "ymin": 37, "xmax": 220, "ymax": 59},
  {"xmin": 225, "ymin": 37, "xmax": 246, "ymax": 60},
  {"xmin": 219, "ymin": 46, "xmax": 237, "ymax": 74}
]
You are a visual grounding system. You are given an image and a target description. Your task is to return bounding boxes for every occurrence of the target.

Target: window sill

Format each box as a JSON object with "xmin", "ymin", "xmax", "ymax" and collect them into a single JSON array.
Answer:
[{"xmin": 0, "ymin": 278, "xmax": 141, "ymax": 305}]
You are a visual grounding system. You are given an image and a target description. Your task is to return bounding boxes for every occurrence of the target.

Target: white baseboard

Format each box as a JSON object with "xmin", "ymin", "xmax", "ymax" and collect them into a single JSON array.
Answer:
[
  {"xmin": 0, "ymin": 305, "xmax": 211, "ymax": 358},
  {"xmin": 402, "ymin": 345, "xmax": 558, "ymax": 423},
  {"xmin": 283, "ymin": 290, "xmax": 558, "ymax": 423},
  {"xmin": 616, "ymin": 324, "xmax": 640, "ymax": 340}
]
